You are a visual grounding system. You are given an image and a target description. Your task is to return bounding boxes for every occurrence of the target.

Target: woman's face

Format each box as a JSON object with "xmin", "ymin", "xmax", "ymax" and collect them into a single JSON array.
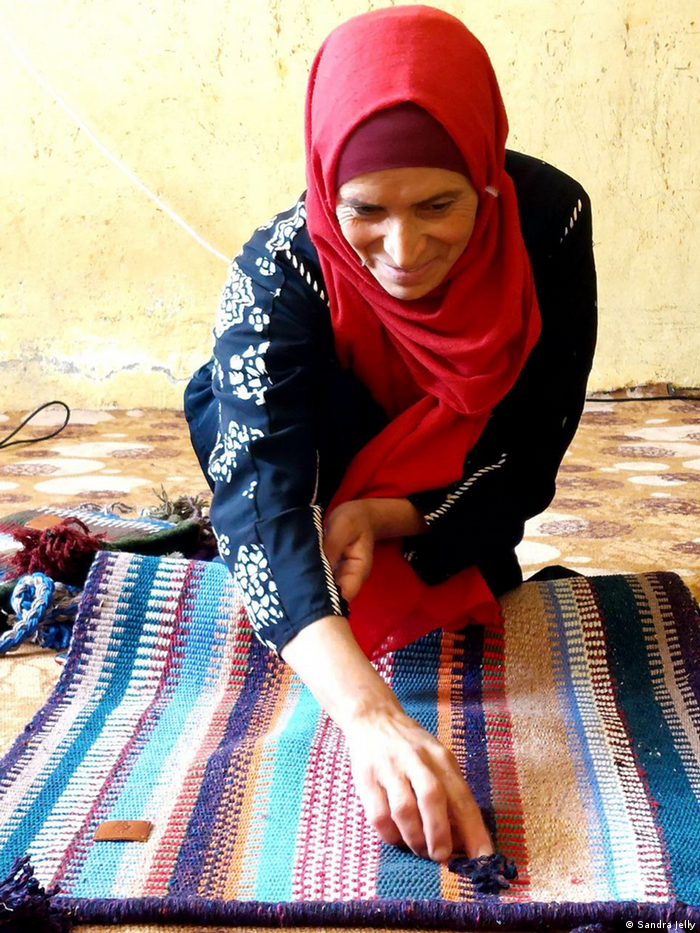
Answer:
[{"xmin": 335, "ymin": 166, "xmax": 479, "ymax": 300}]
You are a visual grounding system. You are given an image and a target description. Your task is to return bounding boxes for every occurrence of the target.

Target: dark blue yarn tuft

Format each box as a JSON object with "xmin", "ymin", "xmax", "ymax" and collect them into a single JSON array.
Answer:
[
  {"xmin": 0, "ymin": 855, "xmax": 70, "ymax": 932},
  {"xmin": 447, "ymin": 852, "xmax": 518, "ymax": 894}
]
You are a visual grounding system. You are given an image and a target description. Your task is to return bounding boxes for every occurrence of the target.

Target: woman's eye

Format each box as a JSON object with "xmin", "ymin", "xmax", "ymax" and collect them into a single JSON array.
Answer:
[
  {"xmin": 426, "ymin": 201, "xmax": 454, "ymax": 212},
  {"xmin": 352, "ymin": 205, "xmax": 381, "ymax": 217}
]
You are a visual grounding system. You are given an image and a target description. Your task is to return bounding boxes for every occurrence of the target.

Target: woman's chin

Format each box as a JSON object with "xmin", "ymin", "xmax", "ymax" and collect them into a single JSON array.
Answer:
[{"xmin": 372, "ymin": 273, "xmax": 440, "ymax": 301}]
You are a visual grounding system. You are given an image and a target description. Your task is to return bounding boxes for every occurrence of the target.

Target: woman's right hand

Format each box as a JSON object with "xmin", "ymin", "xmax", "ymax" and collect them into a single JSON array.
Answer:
[
  {"xmin": 343, "ymin": 705, "xmax": 493, "ymax": 862},
  {"xmin": 280, "ymin": 613, "xmax": 492, "ymax": 863}
]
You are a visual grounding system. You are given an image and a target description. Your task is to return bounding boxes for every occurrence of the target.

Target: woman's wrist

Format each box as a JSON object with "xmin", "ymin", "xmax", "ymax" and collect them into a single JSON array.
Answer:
[
  {"xmin": 280, "ymin": 614, "xmax": 403, "ymax": 732},
  {"xmin": 364, "ymin": 497, "xmax": 428, "ymax": 540}
]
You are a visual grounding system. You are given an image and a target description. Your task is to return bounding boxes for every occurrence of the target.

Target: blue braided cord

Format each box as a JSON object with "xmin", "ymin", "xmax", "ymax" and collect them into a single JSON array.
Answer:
[
  {"xmin": 36, "ymin": 591, "xmax": 80, "ymax": 650},
  {"xmin": 0, "ymin": 573, "xmax": 56, "ymax": 654}
]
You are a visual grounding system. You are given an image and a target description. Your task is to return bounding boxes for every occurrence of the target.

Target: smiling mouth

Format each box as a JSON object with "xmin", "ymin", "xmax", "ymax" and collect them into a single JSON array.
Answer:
[{"xmin": 377, "ymin": 257, "xmax": 437, "ymax": 283}]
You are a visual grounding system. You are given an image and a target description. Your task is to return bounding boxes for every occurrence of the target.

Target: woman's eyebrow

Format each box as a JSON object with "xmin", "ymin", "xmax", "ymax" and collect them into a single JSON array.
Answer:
[{"xmin": 338, "ymin": 188, "xmax": 466, "ymax": 209}]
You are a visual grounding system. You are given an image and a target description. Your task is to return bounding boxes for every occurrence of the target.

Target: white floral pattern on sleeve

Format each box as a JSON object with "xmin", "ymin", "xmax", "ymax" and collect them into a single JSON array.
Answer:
[
  {"xmin": 255, "ymin": 256, "xmax": 277, "ymax": 277},
  {"xmin": 214, "ymin": 262, "xmax": 256, "ymax": 339},
  {"xmin": 234, "ymin": 544, "xmax": 285, "ymax": 639},
  {"xmin": 207, "ymin": 415, "xmax": 264, "ymax": 485},
  {"xmin": 241, "ymin": 479, "xmax": 258, "ymax": 500},
  {"xmin": 248, "ymin": 308, "xmax": 270, "ymax": 333},
  {"xmin": 264, "ymin": 199, "xmax": 307, "ymax": 254},
  {"xmin": 213, "ymin": 529, "xmax": 231, "ymax": 557},
  {"xmin": 228, "ymin": 342, "xmax": 271, "ymax": 407}
]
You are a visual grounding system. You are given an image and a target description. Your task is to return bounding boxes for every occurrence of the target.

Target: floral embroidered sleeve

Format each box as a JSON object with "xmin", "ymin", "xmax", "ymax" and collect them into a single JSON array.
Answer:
[
  {"xmin": 401, "ymin": 156, "xmax": 597, "ymax": 593},
  {"xmin": 207, "ymin": 199, "xmax": 348, "ymax": 656}
]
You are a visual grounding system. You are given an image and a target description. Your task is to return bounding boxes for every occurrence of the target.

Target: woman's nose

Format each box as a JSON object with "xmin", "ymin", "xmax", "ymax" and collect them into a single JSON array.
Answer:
[{"xmin": 382, "ymin": 219, "xmax": 426, "ymax": 269}]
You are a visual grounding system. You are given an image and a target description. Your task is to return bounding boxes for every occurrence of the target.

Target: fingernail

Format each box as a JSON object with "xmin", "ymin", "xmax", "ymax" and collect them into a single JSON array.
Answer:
[{"xmin": 433, "ymin": 847, "xmax": 450, "ymax": 862}]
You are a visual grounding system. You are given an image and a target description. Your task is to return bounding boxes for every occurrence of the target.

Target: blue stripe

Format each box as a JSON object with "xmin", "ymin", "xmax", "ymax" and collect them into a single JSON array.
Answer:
[
  {"xmin": 595, "ymin": 577, "xmax": 700, "ymax": 903},
  {"xmin": 69, "ymin": 562, "xmax": 225, "ymax": 896},
  {"xmin": 252, "ymin": 680, "xmax": 316, "ymax": 901},
  {"xmin": 376, "ymin": 631, "xmax": 442, "ymax": 900},
  {"xmin": 0, "ymin": 555, "xmax": 159, "ymax": 877},
  {"xmin": 548, "ymin": 587, "xmax": 618, "ymax": 898}
]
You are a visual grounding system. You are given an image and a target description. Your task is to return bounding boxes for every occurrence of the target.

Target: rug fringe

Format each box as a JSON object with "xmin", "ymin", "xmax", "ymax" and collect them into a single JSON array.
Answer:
[{"xmin": 0, "ymin": 856, "xmax": 71, "ymax": 932}]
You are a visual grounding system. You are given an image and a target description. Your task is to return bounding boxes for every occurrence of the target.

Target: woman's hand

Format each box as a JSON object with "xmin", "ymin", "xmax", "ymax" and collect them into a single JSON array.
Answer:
[
  {"xmin": 323, "ymin": 497, "xmax": 428, "ymax": 601},
  {"xmin": 344, "ymin": 705, "xmax": 493, "ymax": 862},
  {"xmin": 281, "ymin": 615, "xmax": 492, "ymax": 863},
  {"xmin": 323, "ymin": 501, "xmax": 375, "ymax": 602}
]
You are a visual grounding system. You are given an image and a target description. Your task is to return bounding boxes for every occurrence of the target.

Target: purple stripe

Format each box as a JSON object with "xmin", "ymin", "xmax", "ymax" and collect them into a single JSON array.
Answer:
[
  {"xmin": 59, "ymin": 893, "xmax": 700, "ymax": 928},
  {"xmin": 461, "ymin": 626, "xmax": 495, "ymax": 837},
  {"xmin": 167, "ymin": 636, "xmax": 272, "ymax": 895}
]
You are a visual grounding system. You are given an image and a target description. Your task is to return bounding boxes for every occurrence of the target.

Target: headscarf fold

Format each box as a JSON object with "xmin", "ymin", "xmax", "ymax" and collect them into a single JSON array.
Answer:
[{"xmin": 304, "ymin": 5, "xmax": 542, "ymax": 658}]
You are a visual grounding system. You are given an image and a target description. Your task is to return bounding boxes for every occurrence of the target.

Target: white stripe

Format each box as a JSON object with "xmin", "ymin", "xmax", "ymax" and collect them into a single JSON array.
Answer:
[
  {"xmin": 310, "ymin": 506, "xmax": 343, "ymax": 615},
  {"xmin": 560, "ymin": 198, "xmax": 584, "ymax": 244},
  {"xmin": 309, "ymin": 449, "xmax": 320, "ymax": 507},
  {"xmin": 0, "ymin": 554, "xmax": 135, "ymax": 838},
  {"xmin": 423, "ymin": 453, "xmax": 507, "ymax": 524},
  {"xmin": 559, "ymin": 586, "xmax": 667, "ymax": 899},
  {"xmin": 27, "ymin": 560, "xmax": 190, "ymax": 883}
]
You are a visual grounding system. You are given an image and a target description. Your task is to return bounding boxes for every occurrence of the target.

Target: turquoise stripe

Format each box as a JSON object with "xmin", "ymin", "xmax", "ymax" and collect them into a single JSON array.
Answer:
[
  {"xmin": 69, "ymin": 562, "xmax": 224, "ymax": 896},
  {"xmin": 596, "ymin": 577, "xmax": 700, "ymax": 903},
  {"xmin": 376, "ymin": 631, "xmax": 442, "ymax": 899},
  {"xmin": 548, "ymin": 588, "xmax": 617, "ymax": 898},
  {"xmin": 252, "ymin": 680, "xmax": 316, "ymax": 901},
  {"xmin": 0, "ymin": 556, "xmax": 158, "ymax": 877}
]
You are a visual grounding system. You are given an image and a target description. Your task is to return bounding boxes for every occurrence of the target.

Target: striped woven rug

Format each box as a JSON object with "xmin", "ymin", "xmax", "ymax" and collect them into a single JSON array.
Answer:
[{"xmin": 1, "ymin": 551, "xmax": 700, "ymax": 929}]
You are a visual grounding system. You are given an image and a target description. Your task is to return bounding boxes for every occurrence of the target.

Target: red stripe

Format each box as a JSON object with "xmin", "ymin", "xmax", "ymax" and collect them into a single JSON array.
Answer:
[{"xmin": 481, "ymin": 626, "xmax": 530, "ymax": 900}]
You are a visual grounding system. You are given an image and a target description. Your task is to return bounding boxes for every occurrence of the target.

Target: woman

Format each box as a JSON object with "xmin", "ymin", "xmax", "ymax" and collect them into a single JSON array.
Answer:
[{"xmin": 184, "ymin": 6, "xmax": 597, "ymax": 866}]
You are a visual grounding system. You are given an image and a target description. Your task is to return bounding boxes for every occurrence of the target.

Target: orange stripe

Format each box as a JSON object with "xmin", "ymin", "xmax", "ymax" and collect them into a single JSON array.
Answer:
[
  {"xmin": 223, "ymin": 663, "xmax": 294, "ymax": 898},
  {"xmin": 437, "ymin": 630, "xmax": 469, "ymax": 901}
]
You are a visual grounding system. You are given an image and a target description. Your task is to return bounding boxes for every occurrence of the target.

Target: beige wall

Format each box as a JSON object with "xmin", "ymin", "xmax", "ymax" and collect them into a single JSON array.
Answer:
[{"xmin": 1, "ymin": 0, "xmax": 698, "ymax": 411}]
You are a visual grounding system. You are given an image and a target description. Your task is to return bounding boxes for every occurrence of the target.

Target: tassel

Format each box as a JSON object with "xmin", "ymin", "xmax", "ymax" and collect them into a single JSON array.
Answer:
[
  {"xmin": 138, "ymin": 484, "xmax": 209, "ymax": 523},
  {"xmin": 447, "ymin": 852, "xmax": 518, "ymax": 894},
  {"xmin": 0, "ymin": 855, "xmax": 71, "ymax": 932},
  {"xmin": 6, "ymin": 518, "xmax": 107, "ymax": 588}
]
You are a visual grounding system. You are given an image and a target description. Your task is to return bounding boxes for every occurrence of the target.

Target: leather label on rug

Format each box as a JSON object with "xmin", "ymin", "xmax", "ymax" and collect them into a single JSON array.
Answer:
[
  {"xmin": 25, "ymin": 514, "xmax": 66, "ymax": 531},
  {"xmin": 94, "ymin": 820, "xmax": 153, "ymax": 842}
]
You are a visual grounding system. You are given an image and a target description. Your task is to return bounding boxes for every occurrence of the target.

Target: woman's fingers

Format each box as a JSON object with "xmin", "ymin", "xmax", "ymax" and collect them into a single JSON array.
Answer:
[
  {"xmin": 408, "ymin": 767, "xmax": 452, "ymax": 861},
  {"xmin": 352, "ymin": 770, "xmax": 403, "ymax": 846},
  {"xmin": 346, "ymin": 709, "xmax": 491, "ymax": 863},
  {"xmin": 333, "ymin": 536, "xmax": 374, "ymax": 601},
  {"xmin": 383, "ymin": 776, "xmax": 427, "ymax": 857},
  {"xmin": 443, "ymin": 771, "xmax": 494, "ymax": 858}
]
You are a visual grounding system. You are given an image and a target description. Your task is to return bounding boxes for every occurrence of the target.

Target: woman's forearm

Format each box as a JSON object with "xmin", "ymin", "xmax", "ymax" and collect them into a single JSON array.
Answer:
[
  {"xmin": 279, "ymin": 614, "xmax": 402, "ymax": 730},
  {"xmin": 279, "ymin": 611, "xmax": 493, "ymax": 862},
  {"xmin": 365, "ymin": 497, "xmax": 428, "ymax": 539}
]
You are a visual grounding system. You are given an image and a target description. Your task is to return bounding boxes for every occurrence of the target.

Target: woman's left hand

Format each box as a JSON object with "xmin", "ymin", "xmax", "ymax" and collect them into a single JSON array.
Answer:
[{"xmin": 323, "ymin": 501, "xmax": 376, "ymax": 602}]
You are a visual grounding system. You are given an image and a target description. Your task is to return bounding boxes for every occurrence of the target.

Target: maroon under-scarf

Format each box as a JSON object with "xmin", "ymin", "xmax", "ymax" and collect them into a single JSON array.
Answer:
[
  {"xmin": 304, "ymin": 5, "xmax": 542, "ymax": 659},
  {"xmin": 335, "ymin": 102, "xmax": 470, "ymax": 191}
]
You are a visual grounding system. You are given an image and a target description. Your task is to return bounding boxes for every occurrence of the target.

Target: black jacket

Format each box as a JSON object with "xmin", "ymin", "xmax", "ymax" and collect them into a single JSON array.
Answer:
[{"xmin": 183, "ymin": 151, "xmax": 597, "ymax": 655}]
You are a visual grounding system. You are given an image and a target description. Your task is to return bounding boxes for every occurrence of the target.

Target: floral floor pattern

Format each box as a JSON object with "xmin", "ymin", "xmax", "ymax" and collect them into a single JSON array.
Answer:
[{"xmin": 0, "ymin": 399, "xmax": 698, "ymax": 932}]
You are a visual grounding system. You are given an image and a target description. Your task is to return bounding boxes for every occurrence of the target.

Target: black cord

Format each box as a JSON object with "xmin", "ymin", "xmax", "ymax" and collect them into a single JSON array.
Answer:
[
  {"xmin": 0, "ymin": 392, "xmax": 696, "ymax": 455},
  {"xmin": 0, "ymin": 401, "xmax": 71, "ymax": 450},
  {"xmin": 588, "ymin": 383, "xmax": 699, "ymax": 403},
  {"xmin": 588, "ymin": 395, "xmax": 699, "ymax": 403}
]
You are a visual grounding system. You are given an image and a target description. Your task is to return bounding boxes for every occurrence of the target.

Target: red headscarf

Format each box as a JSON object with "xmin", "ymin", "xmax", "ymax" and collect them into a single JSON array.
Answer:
[{"xmin": 304, "ymin": 5, "xmax": 541, "ymax": 659}]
